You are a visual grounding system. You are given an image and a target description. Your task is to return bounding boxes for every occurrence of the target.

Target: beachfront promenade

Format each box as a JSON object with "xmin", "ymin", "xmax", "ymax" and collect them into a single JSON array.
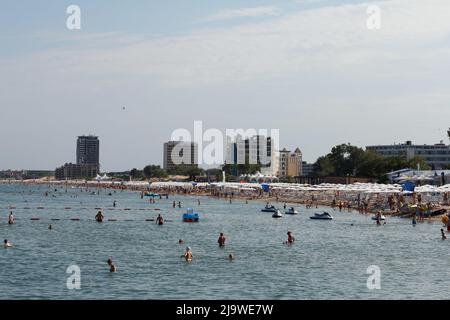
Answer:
[{"xmin": 2, "ymin": 179, "xmax": 449, "ymax": 218}]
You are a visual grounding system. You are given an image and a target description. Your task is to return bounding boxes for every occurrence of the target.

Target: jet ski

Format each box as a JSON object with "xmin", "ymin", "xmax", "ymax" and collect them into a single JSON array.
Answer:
[
  {"xmin": 310, "ymin": 212, "xmax": 333, "ymax": 220},
  {"xmin": 285, "ymin": 207, "xmax": 298, "ymax": 215},
  {"xmin": 371, "ymin": 214, "xmax": 386, "ymax": 221},
  {"xmin": 272, "ymin": 209, "xmax": 283, "ymax": 218},
  {"xmin": 261, "ymin": 205, "xmax": 277, "ymax": 213}
]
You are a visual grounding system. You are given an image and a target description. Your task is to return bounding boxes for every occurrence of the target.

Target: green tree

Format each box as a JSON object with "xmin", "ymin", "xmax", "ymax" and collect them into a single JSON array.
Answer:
[
  {"xmin": 130, "ymin": 168, "xmax": 144, "ymax": 179},
  {"xmin": 143, "ymin": 165, "xmax": 167, "ymax": 179}
]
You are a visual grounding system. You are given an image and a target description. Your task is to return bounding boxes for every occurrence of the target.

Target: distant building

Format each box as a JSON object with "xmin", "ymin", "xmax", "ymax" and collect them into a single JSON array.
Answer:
[
  {"xmin": 279, "ymin": 148, "xmax": 302, "ymax": 178},
  {"xmin": 55, "ymin": 163, "xmax": 99, "ymax": 180},
  {"xmin": 163, "ymin": 141, "xmax": 198, "ymax": 173},
  {"xmin": 55, "ymin": 135, "xmax": 100, "ymax": 180},
  {"xmin": 77, "ymin": 135, "xmax": 100, "ymax": 166},
  {"xmin": 226, "ymin": 134, "xmax": 279, "ymax": 176},
  {"xmin": 386, "ymin": 168, "xmax": 450, "ymax": 185},
  {"xmin": 302, "ymin": 162, "xmax": 314, "ymax": 177},
  {"xmin": 366, "ymin": 140, "xmax": 450, "ymax": 170}
]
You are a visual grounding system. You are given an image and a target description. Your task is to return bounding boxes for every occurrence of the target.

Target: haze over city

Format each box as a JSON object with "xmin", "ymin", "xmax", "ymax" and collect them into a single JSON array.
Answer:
[{"xmin": 1, "ymin": 0, "xmax": 450, "ymax": 171}]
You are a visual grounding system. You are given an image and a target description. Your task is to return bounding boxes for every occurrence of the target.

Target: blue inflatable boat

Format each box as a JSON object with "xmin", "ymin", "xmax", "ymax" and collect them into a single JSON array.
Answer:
[{"xmin": 183, "ymin": 208, "xmax": 199, "ymax": 222}]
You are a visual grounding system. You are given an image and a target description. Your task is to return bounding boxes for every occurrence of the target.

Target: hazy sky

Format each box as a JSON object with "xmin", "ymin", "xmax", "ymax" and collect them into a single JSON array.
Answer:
[{"xmin": 1, "ymin": 0, "xmax": 450, "ymax": 171}]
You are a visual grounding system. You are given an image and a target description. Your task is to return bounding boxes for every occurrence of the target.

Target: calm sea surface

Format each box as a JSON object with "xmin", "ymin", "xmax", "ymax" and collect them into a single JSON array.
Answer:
[{"xmin": 0, "ymin": 183, "xmax": 448, "ymax": 300}]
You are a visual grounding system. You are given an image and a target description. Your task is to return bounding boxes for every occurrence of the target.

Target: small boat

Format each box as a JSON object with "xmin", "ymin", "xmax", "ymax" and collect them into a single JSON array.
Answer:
[
  {"xmin": 261, "ymin": 205, "xmax": 277, "ymax": 213},
  {"xmin": 310, "ymin": 212, "xmax": 333, "ymax": 220},
  {"xmin": 272, "ymin": 209, "xmax": 283, "ymax": 218},
  {"xmin": 424, "ymin": 208, "xmax": 447, "ymax": 217},
  {"xmin": 371, "ymin": 215, "xmax": 386, "ymax": 221},
  {"xmin": 285, "ymin": 207, "xmax": 298, "ymax": 215},
  {"xmin": 183, "ymin": 208, "xmax": 199, "ymax": 222},
  {"xmin": 144, "ymin": 193, "xmax": 160, "ymax": 197}
]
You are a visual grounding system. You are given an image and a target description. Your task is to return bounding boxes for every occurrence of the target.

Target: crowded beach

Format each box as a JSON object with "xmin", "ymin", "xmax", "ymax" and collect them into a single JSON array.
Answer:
[{"xmin": 2, "ymin": 179, "xmax": 449, "ymax": 221}]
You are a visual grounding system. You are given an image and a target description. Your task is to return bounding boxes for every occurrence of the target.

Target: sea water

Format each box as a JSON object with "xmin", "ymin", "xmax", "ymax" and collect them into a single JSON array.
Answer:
[{"xmin": 0, "ymin": 183, "xmax": 448, "ymax": 299}]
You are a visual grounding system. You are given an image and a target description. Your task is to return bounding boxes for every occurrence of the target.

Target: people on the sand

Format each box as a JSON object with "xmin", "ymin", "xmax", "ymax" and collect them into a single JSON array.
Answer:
[
  {"xmin": 218, "ymin": 233, "xmax": 226, "ymax": 247},
  {"xmin": 3, "ymin": 239, "xmax": 12, "ymax": 248},
  {"xmin": 184, "ymin": 247, "xmax": 193, "ymax": 262},
  {"xmin": 156, "ymin": 214, "xmax": 164, "ymax": 225},
  {"xmin": 95, "ymin": 211, "xmax": 104, "ymax": 222},
  {"xmin": 441, "ymin": 229, "xmax": 447, "ymax": 240},
  {"xmin": 8, "ymin": 211, "xmax": 14, "ymax": 225}
]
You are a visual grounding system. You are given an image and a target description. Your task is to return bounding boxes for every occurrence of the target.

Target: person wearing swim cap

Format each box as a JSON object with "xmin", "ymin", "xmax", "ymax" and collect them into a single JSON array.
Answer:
[{"xmin": 184, "ymin": 247, "xmax": 193, "ymax": 261}]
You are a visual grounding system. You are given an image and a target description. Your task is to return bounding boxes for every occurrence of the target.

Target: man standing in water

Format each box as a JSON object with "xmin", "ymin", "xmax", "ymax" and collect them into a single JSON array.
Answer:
[
  {"xmin": 285, "ymin": 231, "xmax": 295, "ymax": 245},
  {"xmin": 156, "ymin": 214, "xmax": 164, "ymax": 225},
  {"xmin": 218, "ymin": 233, "xmax": 226, "ymax": 247},
  {"xmin": 441, "ymin": 229, "xmax": 447, "ymax": 240},
  {"xmin": 8, "ymin": 211, "xmax": 14, "ymax": 225}
]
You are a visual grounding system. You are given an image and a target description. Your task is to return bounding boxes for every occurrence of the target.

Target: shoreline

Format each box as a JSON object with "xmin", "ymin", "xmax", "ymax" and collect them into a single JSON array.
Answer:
[{"xmin": 1, "ymin": 179, "xmax": 449, "ymax": 221}]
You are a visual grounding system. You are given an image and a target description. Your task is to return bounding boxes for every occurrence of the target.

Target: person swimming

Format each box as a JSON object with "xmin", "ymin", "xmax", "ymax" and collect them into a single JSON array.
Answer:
[
  {"xmin": 228, "ymin": 254, "xmax": 235, "ymax": 261},
  {"xmin": 107, "ymin": 258, "xmax": 117, "ymax": 272},
  {"xmin": 95, "ymin": 211, "xmax": 104, "ymax": 222},
  {"xmin": 156, "ymin": 214, "xmax": 164, "ymax": 225},
  {"xmin": 3, "ymin": 239, "xmax": 12, "ymax": 248},
  {"xmin": 218, "ymin": 233, "xmax": 226, "ymax": 247},
  {"xmin": 178, "ymin": 239, "xmax": 184, "ymax": 244},
  {"xmin": 48, "ymin": 224, "xmax": 53, "ymax": 230},
  {"xmin": 184, "ymin": 247, "xmax": 193, "ymax": 262},
  {"xmin": 441, "ymin": 229, "xmax": 447, "ymax": 240}
]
